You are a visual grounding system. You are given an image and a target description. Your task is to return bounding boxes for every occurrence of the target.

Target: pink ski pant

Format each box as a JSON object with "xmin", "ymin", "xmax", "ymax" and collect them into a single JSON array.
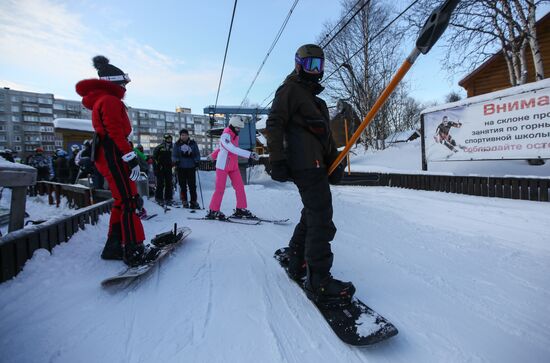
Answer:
[{"xmin": 209, "ymin": 168, "xmax": 247, "ymax": 211}]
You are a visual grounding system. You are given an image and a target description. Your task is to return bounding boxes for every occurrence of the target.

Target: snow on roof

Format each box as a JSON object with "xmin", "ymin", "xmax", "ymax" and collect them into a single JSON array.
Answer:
[
  {"xmin": 53, "ymin": 118, "xmax": 94, "ymax": 133},
  {"xmin": 256, "ymin": 115, "xmax": 268, "ymax": 130},
  {"xmin": 385, "ymin": 129, "xmax": 419, "ymax": 143},
  {"xmin": 256, "ymin": 133, "xmax": 267, "ymax": 146},
  {"xmin": 421, "ymin": 78, "xmax": 550, "ymax": 115}
]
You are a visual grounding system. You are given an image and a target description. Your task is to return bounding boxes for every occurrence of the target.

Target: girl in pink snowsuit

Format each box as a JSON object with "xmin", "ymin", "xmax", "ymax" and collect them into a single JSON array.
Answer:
[{"xmin": 206, "ymin": 116, "xmax": 259, "ymax": 220}]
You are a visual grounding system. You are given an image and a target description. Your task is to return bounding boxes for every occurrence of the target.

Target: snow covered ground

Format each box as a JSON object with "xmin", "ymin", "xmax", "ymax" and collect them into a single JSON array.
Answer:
[
  {"xmin": 349, "ymin": 139, "xmax": 550, "ymax": 178},
  {"xmin": 0, "ymin": 168, "xmax": 549, "ymax": 363},
  {"xmin": 0, "ymin": 188, "xmax": 72, "ymax": 236}
]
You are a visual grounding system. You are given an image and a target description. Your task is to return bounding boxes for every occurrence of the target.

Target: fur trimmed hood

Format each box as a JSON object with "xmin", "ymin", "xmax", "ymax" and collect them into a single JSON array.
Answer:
[{"xmin": 75, "ymin": 79, "xmax": 126, "ymax": 110}]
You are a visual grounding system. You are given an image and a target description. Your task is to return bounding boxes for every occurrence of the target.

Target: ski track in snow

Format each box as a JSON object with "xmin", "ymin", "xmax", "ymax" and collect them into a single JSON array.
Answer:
[{"xmin": 0, "ymin": 172, "xmax": 549, "ymax": 363}]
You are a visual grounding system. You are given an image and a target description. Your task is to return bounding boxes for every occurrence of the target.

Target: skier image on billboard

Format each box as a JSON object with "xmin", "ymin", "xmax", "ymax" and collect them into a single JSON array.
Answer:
[{"xmin": 433, "ymin": 115, "xmax": 466, "ymax": 154}]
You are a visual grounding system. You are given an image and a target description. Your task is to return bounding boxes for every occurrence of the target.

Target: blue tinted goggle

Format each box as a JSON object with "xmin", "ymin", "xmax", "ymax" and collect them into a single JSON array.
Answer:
[{"xmin": 295, "ymin": 56, "xmax": 324, "ymax": 74}]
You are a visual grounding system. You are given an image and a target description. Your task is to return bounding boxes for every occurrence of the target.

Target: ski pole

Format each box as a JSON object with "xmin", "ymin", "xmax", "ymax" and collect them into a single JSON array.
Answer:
[
  {"xmin": 196, "ymin": 167, "xmax": 205, "ymax": 209},
  {"xmin": 328, "ymin": 0, "xmax": 460, "ymax": 175}
]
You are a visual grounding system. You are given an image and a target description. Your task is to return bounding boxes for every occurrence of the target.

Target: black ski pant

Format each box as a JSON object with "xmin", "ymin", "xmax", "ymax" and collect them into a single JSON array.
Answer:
[
  {"xmin": 177, "ymin": 167, "xmax": 197, "ymax": 202},
  {"xmin": 155, "ymin": 169, "xmax": 173, "ymax": 201},
  {"xmin": 289, "ymin": 168, "xmax": 336, "ymax": 274}
]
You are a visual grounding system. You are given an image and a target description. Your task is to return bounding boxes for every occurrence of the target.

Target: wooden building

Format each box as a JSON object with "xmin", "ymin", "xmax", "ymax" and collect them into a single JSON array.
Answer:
[
  {"xmin": 53, "ymin": 118, "xmax": 94, "ymax": 150},
  {"xmin": 459, "ymin": 12, "xmax": 550, "ymax": 97}
]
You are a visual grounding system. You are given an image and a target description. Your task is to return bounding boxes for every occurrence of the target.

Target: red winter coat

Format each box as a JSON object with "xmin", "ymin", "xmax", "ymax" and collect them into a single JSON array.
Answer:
[{"xmin": 75, "ymin": 79, "xmax": 133, "ymax": 155}]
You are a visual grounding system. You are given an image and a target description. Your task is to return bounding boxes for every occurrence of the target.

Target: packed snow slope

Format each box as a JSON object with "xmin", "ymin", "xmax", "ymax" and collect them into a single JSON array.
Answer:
[
  {"xmin": 1, "ymin": 169, "xmax": 549, "ymax": 363},
  {"xmin": 349, "ymin": 138, "xmax": 550, "ymax": 178}
]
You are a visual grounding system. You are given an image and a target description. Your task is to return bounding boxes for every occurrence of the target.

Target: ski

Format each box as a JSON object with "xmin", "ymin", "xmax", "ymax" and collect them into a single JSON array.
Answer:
[
  {"xmin": 141, "ymin": 213, "xmax": 158, "ymax": 221},
  {"xmin": 274, "ymin": 247, "xmax": 398, "ymax": 346},
  {"xmin": 101, "ymin": 225, "xmax": 191, "ymax": 287},
  {"xmin": 187, "ymin": 216, "xmax": 261, "ymax": 225},
  {"xmin": 228, "ymin": 217, "xmax": 290, "ymax": 225}
]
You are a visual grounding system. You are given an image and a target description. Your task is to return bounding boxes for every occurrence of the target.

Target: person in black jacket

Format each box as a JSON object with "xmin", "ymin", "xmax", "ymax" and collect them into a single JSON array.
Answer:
[
  {"xmin": 153, "ymin": 134, "xmax": 174, "ymax": 205},
  {"xmin": 266, "ymin": 44, "xmax": 352, "ymax": 306},
  {"xmin": 53, "ymin": 149, "xmax": 70, "ymax": 183},
  {"xmin": 68, "ymin": 144, "xmax": 81, "ymax": 183},
  {"xmin": 172, "ymin": 129, "xmax": 201, "ymax": 208}
]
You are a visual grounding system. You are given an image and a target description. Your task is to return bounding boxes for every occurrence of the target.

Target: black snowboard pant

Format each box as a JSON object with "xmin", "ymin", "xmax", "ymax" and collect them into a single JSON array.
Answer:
[
  {"xmin": 177, "ymin": 167, "xmax": 197, "ymax": 202},
  {"xmin": 289, "ymin": 168, "xmax": 336, "ymax": 274},
  {"xmin": 155, "ymin": 169, "xmax": 173, "ymax": 201}
]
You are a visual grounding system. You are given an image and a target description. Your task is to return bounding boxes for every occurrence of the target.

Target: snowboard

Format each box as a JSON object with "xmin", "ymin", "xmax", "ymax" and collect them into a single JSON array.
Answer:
[
  {"xmin": 101, "ymin": 226, "xmax": 191, "ymax": 287},
  {"xmin": 274, "ymin": 247, "xmax": 398, "ymax": 346}
]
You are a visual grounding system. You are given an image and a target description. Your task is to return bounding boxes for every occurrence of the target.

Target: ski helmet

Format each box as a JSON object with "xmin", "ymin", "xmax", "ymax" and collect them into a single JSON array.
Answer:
[
  {"xmin": 163, "ymin": 133, "xmax": 173, "ymax": 142},
  {"xmin": 229, "ymin": 116, "xmax": 245, "ymax": 129},
  {"xmin": 295, "ymin": 44, "xmax": 324, "ymax": 75},
  {"xmin": 71, "ymin": 144, "xmax": 80, "ymax": 151}
]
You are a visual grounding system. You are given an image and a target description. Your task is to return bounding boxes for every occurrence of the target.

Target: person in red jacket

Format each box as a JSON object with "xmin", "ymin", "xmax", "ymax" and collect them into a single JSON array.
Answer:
[{"xmin": 76, "ymin": 55, "xmax": 150, "ymax": 267}]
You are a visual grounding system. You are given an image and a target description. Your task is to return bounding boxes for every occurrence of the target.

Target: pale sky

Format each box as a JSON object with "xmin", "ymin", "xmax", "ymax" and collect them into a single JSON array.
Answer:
[{"xmin": 1, "ymin": 0, "xmax": 543, "ymax": 115}]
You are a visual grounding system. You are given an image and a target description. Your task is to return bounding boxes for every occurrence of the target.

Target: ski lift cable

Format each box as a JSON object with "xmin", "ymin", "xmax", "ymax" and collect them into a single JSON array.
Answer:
[
  {"xmin": 321, "ymin": 0, "xmax": 372, "ymax": 50},
  {"xmin": 256, "ymin": 0, "xmax": 373, "ymax": 113},
  {"xmin": 238, "ymin": 0, "xmax": 300, "ymax": 112},
  {"xmin": 213, "ymin": 0, "xmax": 239, "ymax": 115},
  {"xmin": 319, "ymin": 0, "xmax": 364, "ymax": 48},
  {"xmin": 322, "ymin": 0, "xmax": 420, "ymax": 84},
  {"xmin": 257, "ymin": 0, "xmax": 418, "ymax": 114}
]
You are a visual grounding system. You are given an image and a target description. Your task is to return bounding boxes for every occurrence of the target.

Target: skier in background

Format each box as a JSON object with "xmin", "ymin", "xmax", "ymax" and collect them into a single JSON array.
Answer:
[
  {"xmin": 52, "ymin": 149, "xmax": 70, "ymax": 183},
  {"xmin": 206, "ymin": 116, "xmax": 259, "ymax": 220},
  {"xmin": 433, "ymin": 115, "xmax": 464, "ymax": 153},
  {"xmin": 172, "ymin": 129, "xmax": 201, "ymax": 209},
  {"xmin": 266, "ymin": 44, "xmax": 353, "ymax": 306},
  {"xmin": 28, "ymin": 147, "xmax": 51, "ymax": 181},
  {"xmin": 76, "ymin": 55, "xmax": 153, "ymax": 267},
  {"xmin": 153, "ymin": 134, "xmax": 174, "ymax": 205},
  {"xmin": 68, "ymin": 144, "xmax": 81, "ymax": 183}
]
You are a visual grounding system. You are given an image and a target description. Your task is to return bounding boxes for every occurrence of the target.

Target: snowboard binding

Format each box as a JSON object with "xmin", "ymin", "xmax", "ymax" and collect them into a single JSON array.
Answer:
[{"xmin": 151, "ymin": 224, "xmax": 184, "ymax": 247}]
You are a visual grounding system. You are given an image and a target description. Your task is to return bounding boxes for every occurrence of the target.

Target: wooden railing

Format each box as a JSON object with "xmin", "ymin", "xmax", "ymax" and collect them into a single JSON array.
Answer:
[
  {"xmin": 35, "ymin": 181, "xmax": 112, "ymax": 209},
  {"xmin": 0, "ymin": 199, "xmax": 114, "ymax": 283},
  {"xmin": 340, "ymin": 172, "xmax": 549, "ymax": 202}
]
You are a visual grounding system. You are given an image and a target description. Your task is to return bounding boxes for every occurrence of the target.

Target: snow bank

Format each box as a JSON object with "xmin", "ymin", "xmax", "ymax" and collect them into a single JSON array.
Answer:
[{"xmin": 349, "ymin": 139, "xmax": 550, "ymax": 178}]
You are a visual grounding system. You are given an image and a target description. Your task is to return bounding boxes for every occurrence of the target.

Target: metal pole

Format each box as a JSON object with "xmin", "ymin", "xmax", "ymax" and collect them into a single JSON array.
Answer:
[
  {"xmin": 196, "ymin": 167, "xmax": 205, "ymax": 209},
  {"xmin": 344, "ymin": 118, "xmax": 351, "ymax": 175},
  {"xmin": 328, "ymin": 0, "xmax": 460, "ymax": 175}
]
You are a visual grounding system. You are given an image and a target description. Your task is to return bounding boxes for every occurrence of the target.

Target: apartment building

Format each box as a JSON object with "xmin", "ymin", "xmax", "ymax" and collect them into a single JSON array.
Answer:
[{"xmin": 0, "ymin": 87, "xmax": 215, "ymax": 158}]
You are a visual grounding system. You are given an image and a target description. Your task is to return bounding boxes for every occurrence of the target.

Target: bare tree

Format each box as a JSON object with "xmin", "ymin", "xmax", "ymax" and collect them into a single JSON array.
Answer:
[
  {"xmin": 445, "ymin": 91, "xmax": 462, "ymax": 103},
  {"xmin": 320, "ymin": 0, "xmax": 414, "ymax": 149},
  {"xmin": 408, "ymin": 0, "xmax": 548, "ymax": 86}
]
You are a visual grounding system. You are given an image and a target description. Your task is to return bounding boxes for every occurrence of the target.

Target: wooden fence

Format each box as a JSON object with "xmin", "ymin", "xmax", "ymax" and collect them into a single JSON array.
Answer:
[
  {"xmin": 0, "ymin": 199, "xmax": 114, "ymax": 283},
  {"xmin": 35, "ymin": 181, "xmax": 112, "ymax": 208},
  {"xmin": 340, "ymin": 172, "xmax": 549, "ymax": 202}
]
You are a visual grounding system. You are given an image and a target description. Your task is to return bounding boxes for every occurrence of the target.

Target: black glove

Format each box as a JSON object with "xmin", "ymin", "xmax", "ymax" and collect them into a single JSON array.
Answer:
[
  {"xmin": 328, "ymin": 161, "xmax": 346, "ymax": 185},
  {"xmin": 270, "ymin": 160, "xmax": 291, "ymax": 182}
]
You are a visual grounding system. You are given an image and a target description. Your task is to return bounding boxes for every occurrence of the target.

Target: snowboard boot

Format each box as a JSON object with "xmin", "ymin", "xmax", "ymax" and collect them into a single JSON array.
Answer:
[
  {"xmin": 287, "ymin": 248, "xmax": 306, "ymax": 281},
  {"xmin": 231, "ymin": 208, "xmax": 256, "ymax": 219},
  {"xmin": 165, "ymin": 199, "xmax": 174, "ymax": 206},
  {"xmin": 155, "ymin": 198, "xmax": 164, "ymax": 205},
  {"xmin": 189, "ymin": 201, "xmax": 200, "ymax": 210},
  {"xmin": 304, "ymin": 270, "xmax": 356, "ymax": 308},
  {"xmin": 101, "ymin": 224, "xmax": 123, "ymax": 260},
  {"xmin": 123, "ymin": 242, "xmax": 161, "ymax": 267},
  {"xmin": 182, "ymin": 201, "xmax": 190, "ymax": 208},
  {"xmin": 205, "ymin": 210, "xmax": 226, "ymax": 220}
]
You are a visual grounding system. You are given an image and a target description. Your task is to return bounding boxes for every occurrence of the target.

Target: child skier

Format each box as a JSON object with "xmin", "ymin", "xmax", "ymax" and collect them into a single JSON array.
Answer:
[{"xmin": 206, "ymin": 116, "xmax": 259, "ymax": 220}]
